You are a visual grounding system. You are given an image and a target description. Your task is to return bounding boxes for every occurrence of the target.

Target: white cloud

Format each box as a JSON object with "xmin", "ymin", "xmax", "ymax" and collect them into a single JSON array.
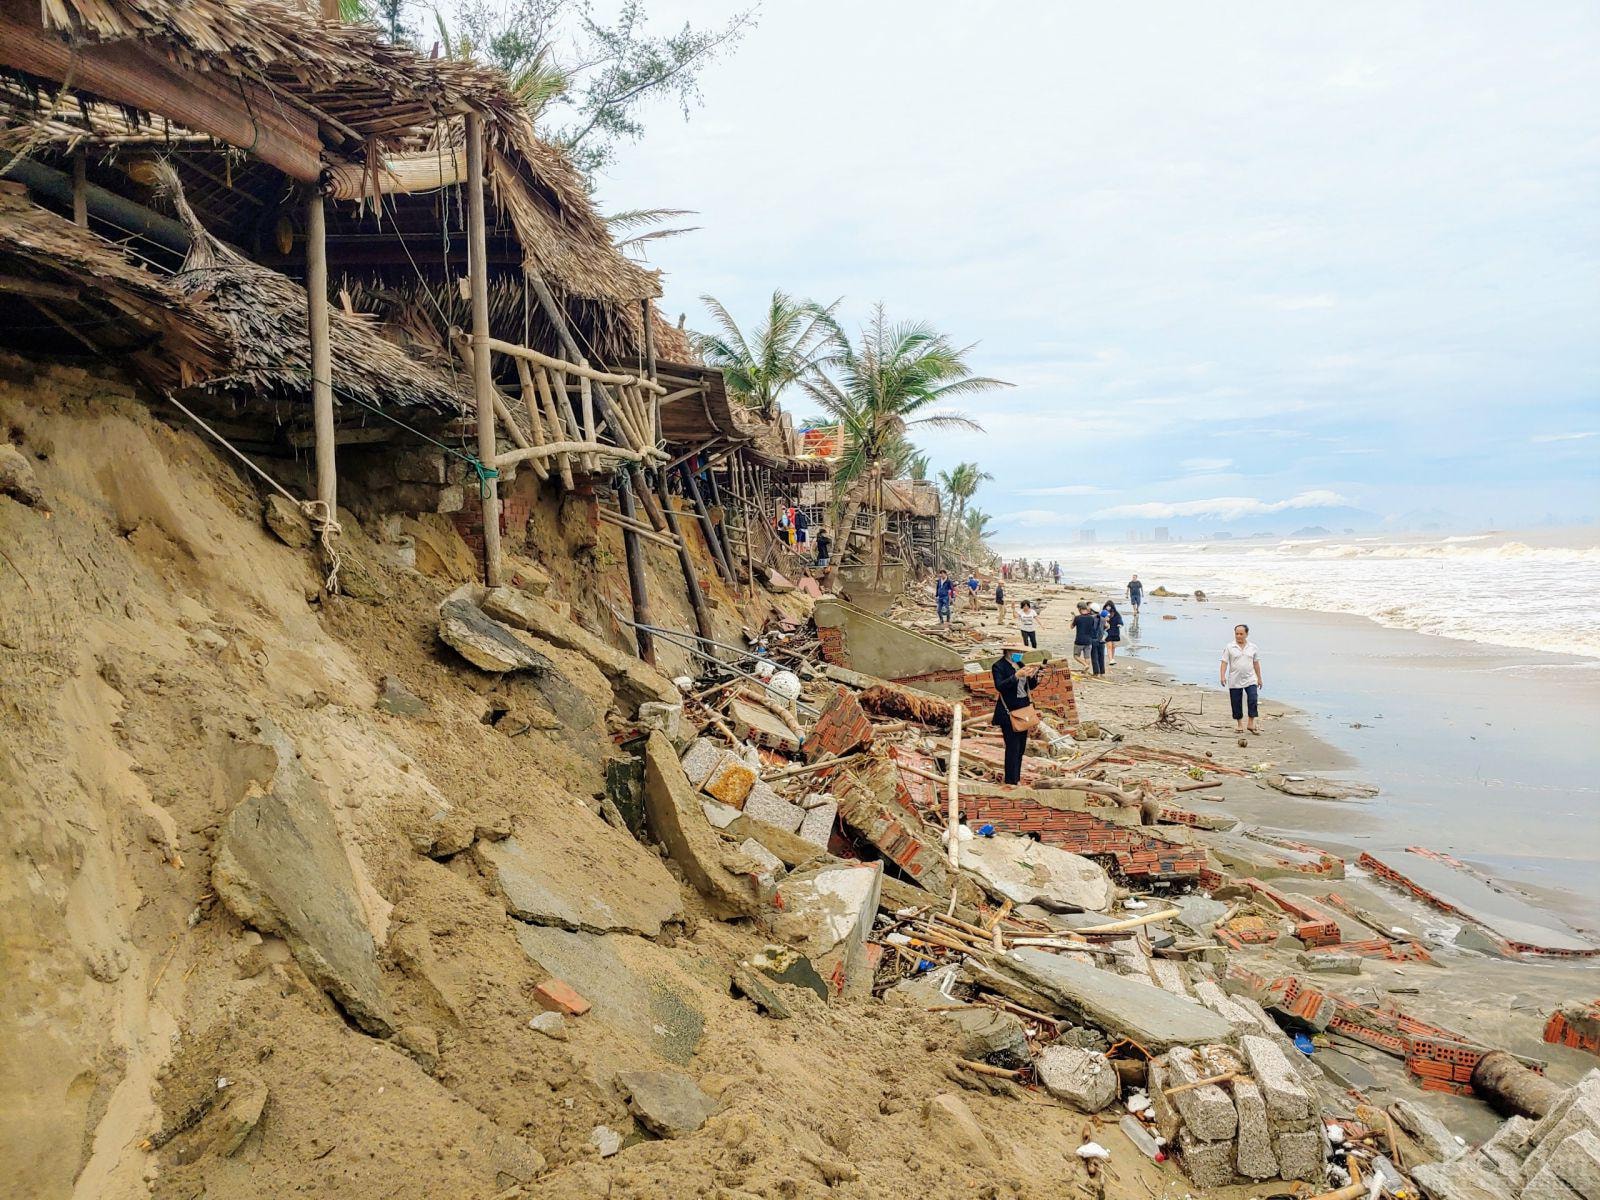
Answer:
[
  {"xmin": 1530, "ymin": 431, "xmax": 1596, "ymax": 443},
  {"xmin": 1271, "ymin": 293, "xmax": 1339, "ymax": 311},
  {"xmin": 1179, "ymin": 456, "xmax": 1233, "ymax": 473},
  {"xmin": 996, "ymin": 509, "xmax": 1081, "ymax": 529},
  {"xmin": 1091, "ymin": 489, "xmax": 1354, "ymax": 521},
  {"xmin": 1014, "ymin": 484, "xmax": 1111, "ymax": 496}
]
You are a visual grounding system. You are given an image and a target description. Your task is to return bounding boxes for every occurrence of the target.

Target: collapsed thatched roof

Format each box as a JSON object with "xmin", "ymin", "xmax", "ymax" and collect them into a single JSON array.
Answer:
[
  {"xmin": 0, "ymin": 189, "xmax": 228, "ymax": 387},
  {"xmin": 799, "ymin": 478, "xmax": 940, "ymax": 517},
  {"xmin": 157, "ymin": 166, "xmax": 470, "ymax": 417},
  {"xmin": 6, "ymin": 0, "xmax": 659, "ymax": 307}
]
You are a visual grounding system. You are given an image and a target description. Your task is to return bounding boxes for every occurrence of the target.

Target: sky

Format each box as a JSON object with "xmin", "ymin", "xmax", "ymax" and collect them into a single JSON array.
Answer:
[{"xmin": 593, "ymin": 1, "xmax": 1600, "ymax": 545}]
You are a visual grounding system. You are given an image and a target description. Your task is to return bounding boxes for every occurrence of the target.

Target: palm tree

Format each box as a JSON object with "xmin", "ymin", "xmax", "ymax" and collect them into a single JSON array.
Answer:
[
  {"xmin": 803, "ymin": 305, "xmax": 1009, "ymax": 582},
  {"xmin": 936, "ymin": 461, "xmax": 992, "ymax": 566},
  {"xmin": 695, "ymin": 291, "xmax": 840, "ymax": 415}
]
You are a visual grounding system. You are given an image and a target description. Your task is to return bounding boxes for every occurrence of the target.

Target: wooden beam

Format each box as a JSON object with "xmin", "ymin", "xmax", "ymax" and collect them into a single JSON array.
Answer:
[
  {"xmin": 465, "ymin": 112, "xmax": 502, "ymax": 588},
  {"xmin": 616, "ymin": 475, "xmax": 656, "ymax": 665},
  {"xmin": 680, "ymin": 462, "xmax": 736, "ymax": 585},
  {"xmin": 656, "ymin": 475, "xmax": 714, "ymax": 642},
  {"xmin": 484, "ymin": 337, "xmax": 665, "ymax": 395},
  {"xmin": 597, "ymin": 505, "xmax": 680, "ymax": 549},
  {"xmin": 493, "ymin": 441, "xmax": 643, "ymax": 470},
  {"xmin": 0, "ymin": 12, "xmax": 324, "ymax": 182},
  {"xmin": 0, "ymin": 275, "xmax": 79, "ymax": 303},
  {"xmin": 71, "ymin": 148, "xmax": 87, "ymax": 227},
  {"xmin": 306, "ymin": 192, "xmax": 337, "ymax": 525}
]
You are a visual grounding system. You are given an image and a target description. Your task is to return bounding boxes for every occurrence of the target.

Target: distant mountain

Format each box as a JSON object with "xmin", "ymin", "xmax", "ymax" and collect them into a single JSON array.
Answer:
[{"xmin": 1289, "ymin": 525, "xmax": 1330, "ymax": 538}]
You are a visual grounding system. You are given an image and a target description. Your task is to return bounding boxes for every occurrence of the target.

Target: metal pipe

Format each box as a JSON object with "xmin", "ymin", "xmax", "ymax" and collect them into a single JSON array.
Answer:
[{"xmin": 2, "ymin": 156, "xmax": 190, "ymax": 253}]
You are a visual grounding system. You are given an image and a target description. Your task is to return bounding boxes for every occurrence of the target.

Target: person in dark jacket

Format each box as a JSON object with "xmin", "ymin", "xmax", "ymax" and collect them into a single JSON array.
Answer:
[
  {"xmin": 1103, "ymin": 601, "xmax": 1124, "ymax": 664},
  {"xmin": 1071, "ymin": 602, "xmax": 1096, "ymax": 668},
  {"xmin": 991, "ymin": 643, "xmax": 1040, "ymax": 784}
]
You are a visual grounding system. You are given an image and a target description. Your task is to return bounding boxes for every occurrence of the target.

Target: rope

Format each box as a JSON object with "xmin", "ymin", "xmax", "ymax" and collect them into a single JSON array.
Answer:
[{"xmin": 164, "ymin": 393, "xmax": 343, "ymax": 594}]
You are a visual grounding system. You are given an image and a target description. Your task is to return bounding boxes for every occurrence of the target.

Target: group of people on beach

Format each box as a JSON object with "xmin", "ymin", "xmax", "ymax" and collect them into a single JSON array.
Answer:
[{"xmin": 980, "ymin": 569, "xmax": 1264, "ymax": 783}]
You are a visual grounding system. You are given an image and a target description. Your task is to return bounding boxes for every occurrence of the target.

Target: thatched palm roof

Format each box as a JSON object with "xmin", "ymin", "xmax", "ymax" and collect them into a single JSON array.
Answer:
[{"xmin": 0, "ymin": 190, "xmax": 227, "ymax": 387}]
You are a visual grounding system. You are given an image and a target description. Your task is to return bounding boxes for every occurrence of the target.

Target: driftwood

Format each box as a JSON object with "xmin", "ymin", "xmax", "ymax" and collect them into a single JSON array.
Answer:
[{"xmin": 859, "ymin": 684, "xmax": 955, "ymax": 729}]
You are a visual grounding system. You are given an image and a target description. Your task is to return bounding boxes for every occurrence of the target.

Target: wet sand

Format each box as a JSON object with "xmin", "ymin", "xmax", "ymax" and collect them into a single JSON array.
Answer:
[{"xmin": 1046, "ymin": 584, "xmax": 1600, "ymax": 933}]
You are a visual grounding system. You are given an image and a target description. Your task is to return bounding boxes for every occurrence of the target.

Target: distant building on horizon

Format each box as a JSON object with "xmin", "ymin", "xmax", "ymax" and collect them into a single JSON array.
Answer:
[
  {"xmin": 1078, "ymin": 529, "xmax": 1097, "ymax": 544},
  {"xmin": 1153, "ymin": 527, "xmax": 1171, "ymax": 543}
]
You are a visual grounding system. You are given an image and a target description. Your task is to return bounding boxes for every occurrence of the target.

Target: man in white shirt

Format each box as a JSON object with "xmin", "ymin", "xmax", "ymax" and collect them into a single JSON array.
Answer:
[{"xmin": 1219, "ymin": 624, "xmax": 1263, "ymax": 734}]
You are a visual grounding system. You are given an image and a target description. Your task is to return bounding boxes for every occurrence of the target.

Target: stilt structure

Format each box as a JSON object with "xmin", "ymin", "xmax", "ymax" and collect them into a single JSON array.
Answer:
[
  {"xmin": 305, "ymin": 188, "xmax": 337, "ymax": 563},
  {"xmin": 464, "ymin": 112, "xmax": 502, "ymax": 587}
]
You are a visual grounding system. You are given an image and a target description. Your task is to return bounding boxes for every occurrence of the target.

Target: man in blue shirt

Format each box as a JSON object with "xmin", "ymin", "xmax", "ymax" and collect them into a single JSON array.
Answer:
[{"xmin": 935, "ymin": 570, "xmax": 956, "ymax": 625}]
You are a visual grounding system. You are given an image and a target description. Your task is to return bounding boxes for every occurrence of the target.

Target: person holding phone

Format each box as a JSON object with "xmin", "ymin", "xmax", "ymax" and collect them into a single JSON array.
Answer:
[{"xmin": 992, "ymin": 643, "xmax": 1041, "ymax": 784}]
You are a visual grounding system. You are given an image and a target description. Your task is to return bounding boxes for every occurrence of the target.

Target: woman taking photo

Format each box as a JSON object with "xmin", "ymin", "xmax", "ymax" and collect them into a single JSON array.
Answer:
[{"xmin": 991, "ymin": 642, "xmax": 1040, "ymax": 784}]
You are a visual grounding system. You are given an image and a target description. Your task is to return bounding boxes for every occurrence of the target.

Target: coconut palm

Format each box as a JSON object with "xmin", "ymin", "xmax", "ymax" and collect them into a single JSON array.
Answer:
[
  {"xmin": 802, "ymin": 305, "xmax": 1009, "ymax": 581},
  {"xmin": 936, "ymin": 461, "xmax": 992, "ymax": 565},
  {"xmin": 695, "ymin": 291, "xmax": 840, "ymax": 415}
]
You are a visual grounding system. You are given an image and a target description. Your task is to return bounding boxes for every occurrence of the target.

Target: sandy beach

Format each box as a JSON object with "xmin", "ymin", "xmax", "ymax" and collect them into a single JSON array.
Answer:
[{"xmin": 944, "ymin": 574, "xmax": 1600, "ymax": 1139}]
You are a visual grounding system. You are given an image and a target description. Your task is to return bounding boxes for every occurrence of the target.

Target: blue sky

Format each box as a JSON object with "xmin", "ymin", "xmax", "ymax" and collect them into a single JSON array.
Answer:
[{"xmin": 597, "ymin": 1, "xmax": 1600, "ymax": 542}]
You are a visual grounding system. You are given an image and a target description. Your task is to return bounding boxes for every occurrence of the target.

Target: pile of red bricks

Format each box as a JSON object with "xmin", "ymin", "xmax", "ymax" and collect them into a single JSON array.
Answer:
[
  {"xmin": 1544, "ymin": 1000, "xmax": 1600, "ymax": 1056},
  {"xmin": 803, "ymin": 686, "xmax": 874, "ymax": 763},
  {"xmin": 1231, "ymin": 879, "xmax": 1341, "ymax": 947},
  {"xmin": 1322, "ymin": 937, "xmax": 1435, "ymax": 964},
  {"xmin": 961, "ymin": 660, "xmax": 1079, "ymax": 725},
  {"xmin": 953, "ymin": 790, "xmax": 1205, "ymax": 881},
  {"xmin": 816, "ymin": 622, "xmax": 846, "ymax": 664}
]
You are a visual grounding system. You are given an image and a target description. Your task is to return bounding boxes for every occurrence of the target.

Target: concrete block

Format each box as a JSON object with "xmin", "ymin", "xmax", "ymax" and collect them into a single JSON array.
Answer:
[
  {"xmin": 1413, "ymin": 1157, "xmax": 1521, "ymax": 1200},
  {"xmin": 1274, "ymin": 1128, "xmax": 1326, "ymax": 1184},
  {"xmin": 770, "ymin": 863, "xmax": 882, "ymax": 999},
  {"xmin": 704, "ymin": 756, "xmax": 757, "ymax": 807},
  {"xmin": 1241, "ymin": 1033, "xmax": 1313, "ymax": 1125},
  {"xmin": 1524, "ymin": 1166, "xmax": 1583, "ymax": 1200},
  {"xmin": 1148, "ymin": 958, "xmax": 1193, "ymax": 998},
  {"xmin": 1148, "ymin": 1061, "xmax": 1182, "ymax": 1144},
  {"xmin": 1165, "ymin": 1045, "xmax": 1238, "ymax": 1141},
  {"xmin": 1531, "ymin": 1070, "xmax": 1600, "ymax": 1145},
  {"xmin": 1232, "ymin": 1078, "xmax": 1278, "ymax": 1179},
  {"xmin": 1177, "ymin": 1128, "xmax": 1236, "ymax": 1188},
  {"xmin": 796, "ymin": 799, "xmax": 837, "ymax": 849},
  {"xmin": 1297, "ymin": 950, "xmax": 1363, "ymax": 974},
  {"xmin": 1541, "ymin": 1127, "xmax": 1600, "ymax": 1200},
  {"xmin": 1390, "ymin": 1098, "xmax": 1466, "ymax": 1163},
  {"xmin": 1477, "ymin": 1115, "xmax": 1534, "ymax": 1177},
  {"xmin": 742, "ymin": 782, "xmax": 805, "ymax": 833},
  {"xmin": 679, "ymin": 738, "xmax": 725, "ymax": 787},
  {"xmin": 701, "ymin": 799, "xmax": 742, "ymax": 829},
  {"xmin": 1035, "ymin": 1045, "xmax": 1118, "ymax": 1112},
  {"xmin": 734, "ymin": 838, "xmax": 786, "ymax": 890},
  {"xmin": 1525, "ymin": 1093, "xmax": 1600, "ymax": 1182}
]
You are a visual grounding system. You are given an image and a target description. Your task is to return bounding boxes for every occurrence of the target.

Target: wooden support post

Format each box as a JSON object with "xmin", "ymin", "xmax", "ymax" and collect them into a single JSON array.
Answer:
[
  {"xmin": 739, "ymin": 457, "xmax": 757, "ymax": 590},
  {"xmin": 618, "ymin": 474, "xmax": 655, "ymax": 665},
  {"xmin": 703, "ymin": 462, "xmax": 738, "ymax": 581},
  {"xmin": 72, "ymin": 149, "xmax": 87, "ymax": 228},
  {"xmin": 642, "ymin": 299, "xmax": 661, "ymax": 443},
  {"xmin": 657, "ymin": 473, "xmax": 714, "ymax": 643},
  {"xmin": 465, "ymin": 112, "xmax": 502, "ymax": 587},
  {"xmin": 680, "ymin": 462, "xmax": 736, "ymax": 585},
  {"xmin": 305, "ymin": 191, "xmax": 337, "ymax": 532}
]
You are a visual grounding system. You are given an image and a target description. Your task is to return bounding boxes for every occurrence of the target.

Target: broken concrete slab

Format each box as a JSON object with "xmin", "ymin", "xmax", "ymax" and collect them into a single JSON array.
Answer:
[
  {"xmin": 474, "ymin": 831, "xmax": 681, "ymax": 936},
  {"xmin": 680, "ymin": 738, "xmax": 726, "ymax": 788},
  {"xmin": 889, "ymin": 970, "xmax": 1028, "ymax": 1059},
  {"xmin": 959, "ymin": 832, "xmax": 1113, "ymax": 913},
  {"xmin": 642, "ymin": 730, "xmax": 761, "ymax": 920},
  {"xmin": 768, "ymin": 862, "xmax": 883, "ymax": 999},
  {"xmin": 1192, "ymin": 979, "xmax": 1260, "ymax": 1037},
  {"xmin": 1173, "ymin": 895, "xmax": 1231, "ymax": 936},
  {"xmin": 730, "ymin": 965, "xmax": 793, "ymax": 1019},
  {"xmin": 514, "ymin": 926, "xmax": 704, "ymax": 1064},
  {"xmin": 1274, "ymin": 1127, "xmax": 1326, "ymax": 1184},
  {"xmin": 438, "ymin": 596, "xmax": 556, "ymax": 673},
  {"xmin": 1035, "ymin": 1045, "xmax": 1118, "ymax": 1112},
  {"xmin": 1177, "ymin": 1128, "xmax": 1236, "ymax": 1187},
  {"xmin": 701, "ymin": 798, "xmax": 742, "ymax": 830},
  {"xmin": 1537, "ymin": 1126, "xmax": 1600, "ymax": 1198},
  {"xmin": 1523, "ymin": 1166, "xmax": 1583, "ymax": 1200},
  {"xmin": 1413, "ymin": 1156, "xmax": 1520, "ymax": 1200},
  {"xmin": 481, "ymin": 585, "xmax": 677, "ymax": 709},
  {"xmin": 1390, "ymin": 1098, "xmax": 1465, "ymax": 1163},
  {"xmin": 1297, "ymin": 950, "xmax": 1363, "ymax": 974},
  {"xmin": 745, "ymin": 944, "xmax": 829, "ymax": 1001},
  {"xmin": 999, "ymin": 949, "xmax": 1233, "ymax": 1051},
  {"xmin": 616, "ymin": 1070, "xmax": 717, "ymax": 1138},
  {"xmin": 212, "ymin": 726, "xmax": 393, "ymax": 1036}
]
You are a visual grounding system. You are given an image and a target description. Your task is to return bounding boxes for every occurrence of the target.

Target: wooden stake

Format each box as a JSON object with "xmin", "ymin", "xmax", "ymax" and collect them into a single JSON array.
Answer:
[
  {"xmin": 465, "ymin": 112, "xmax": 501, "ymax": 587},
  {"xmin": 531, "ymin": 366, "xmax": 574, "ymax": 491},
  {"xmin": 1161, "ymin": 1070, "xmax": 1239, "ymax": 1097},
  {"xmin": 305, "ymin": 190, "xmax": 337, "ymax": 529},
  {"xmin": 1072, "ymin": 908, "xmax": 1181, "ymax": 935},
  {"xmin": 618, "ymin": 474, "xmax": 655, "ymax": 665},
  {"xmin": 680, "ymin": 462, "xmax": 736, "ymax": 584},
  {"xmin": 656, "ymin": 473, "xmax": 714, "ymax": 643}
]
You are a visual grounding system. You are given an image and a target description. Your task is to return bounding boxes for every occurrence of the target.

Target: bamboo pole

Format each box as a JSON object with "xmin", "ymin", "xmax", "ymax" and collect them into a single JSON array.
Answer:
[
  {"xmin": 483, "ymin": 337, "xmax": 665, "ymax": 393},
  {"xmin": 494, "ymin": 441, "xmax": 644, "ymax": 469},
  {"xmin": 946, "ymin": 702, "xmax": 964, "ymax": 916},
  {"xmin": 618, "ymin": 474, "xmax": 655, "ymax": 665},
  {"xmin": 1162, "ymin": 1070, "xmax": 1239, "ymax": 1097},
  {"xmin": 680, "ymin": 462, "xmax": 736, "ymax": 584},
  {"xmin": 305, "ymin": 191, "xmax": 337, "ymax": 533},
  {"xmin": 531, "ymin": 366, "xmax": 574, "ymax": 491},
  {"xmin": 465, "ymin": 112, "xmax": 501, "ymax": 587},
  {"xmin": 597, "ymin": 506, "xmax": 680, "ymax": 549},
  {"xmin": 1072, "ymin": 908, "xmax": 1181, "ymax": 935},
  {"xmin": 511, "ymin": 359, "xmax": 548, "ymax": 481},
  {"xmin": 577, "ymin": 372, "xmax": 596, "ymax": 473},
  {"xmin": 656, "ymin": 473, "xmax": 714, "ymax": 643}
]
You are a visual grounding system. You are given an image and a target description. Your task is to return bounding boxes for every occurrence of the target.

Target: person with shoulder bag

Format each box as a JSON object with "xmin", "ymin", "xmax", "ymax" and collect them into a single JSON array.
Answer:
[{"xmin": 992, "ymin": 642, "xmax": 1041, "ymax": 784}]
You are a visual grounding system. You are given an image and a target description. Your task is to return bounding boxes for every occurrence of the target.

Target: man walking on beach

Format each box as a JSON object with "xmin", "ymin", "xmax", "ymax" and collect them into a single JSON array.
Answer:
[
  {"xmin": 1071, "ymin": 602, "xmax": 1096, "ymax": 669},
  {"xmin": 1221, "ymin": 623, "xmax": 1263, "ymax": 734},
  {"xmin": 1127, "ymin": 574, "xmax": 1142, "ymax": 611},
  {"xmin": 935, "ymin": 570, "xmax": 955, "ymax": 625}
]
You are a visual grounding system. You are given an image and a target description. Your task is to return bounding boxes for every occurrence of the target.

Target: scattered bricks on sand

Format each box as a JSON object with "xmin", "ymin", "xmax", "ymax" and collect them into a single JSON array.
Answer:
[
  {"xmin": 1240, "ymin": 1034, "xmax": 1313, "ymax": 1125},
  {"xmin": 534, "ymin": 978, "xmax": 591, "ymax": 1016},
  {"xmin": 1164, "ymin": 1046, "xmax": 1239, "ymax": 1142},
  {"xmin": 1546, "ymin": 1001, "xmax": 1600, "ymax": 1057},
  {"xmin": 1176, "ymin": 1128, "xmax": 1237, "ymax": 1188},
  {"xmin": 803, "ymin": 685, "xmax": 874, "ymax": 762},
  {"xmin": 1231, "ymin": 1078, "xmax": 1279, "ymax": 1179}
]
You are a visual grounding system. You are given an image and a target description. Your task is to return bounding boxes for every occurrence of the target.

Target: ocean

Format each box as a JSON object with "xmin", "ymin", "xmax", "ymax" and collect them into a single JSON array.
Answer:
[{"xmin": 1034, "ymin": 527, "xmax": 1600, "ymax": 662}]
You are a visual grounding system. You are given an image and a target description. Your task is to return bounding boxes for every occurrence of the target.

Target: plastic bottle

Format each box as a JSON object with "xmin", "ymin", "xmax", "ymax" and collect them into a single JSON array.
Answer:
[{"xmin": 1120, "ymin": 1115, "xmax": 1166, "ymax": 1162}]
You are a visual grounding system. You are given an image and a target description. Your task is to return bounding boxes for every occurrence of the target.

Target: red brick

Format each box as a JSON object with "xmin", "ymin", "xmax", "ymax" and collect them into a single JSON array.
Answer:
[{"xmin": 535, "ymin": 978, "xmax": 591, "ymax": 1016}]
